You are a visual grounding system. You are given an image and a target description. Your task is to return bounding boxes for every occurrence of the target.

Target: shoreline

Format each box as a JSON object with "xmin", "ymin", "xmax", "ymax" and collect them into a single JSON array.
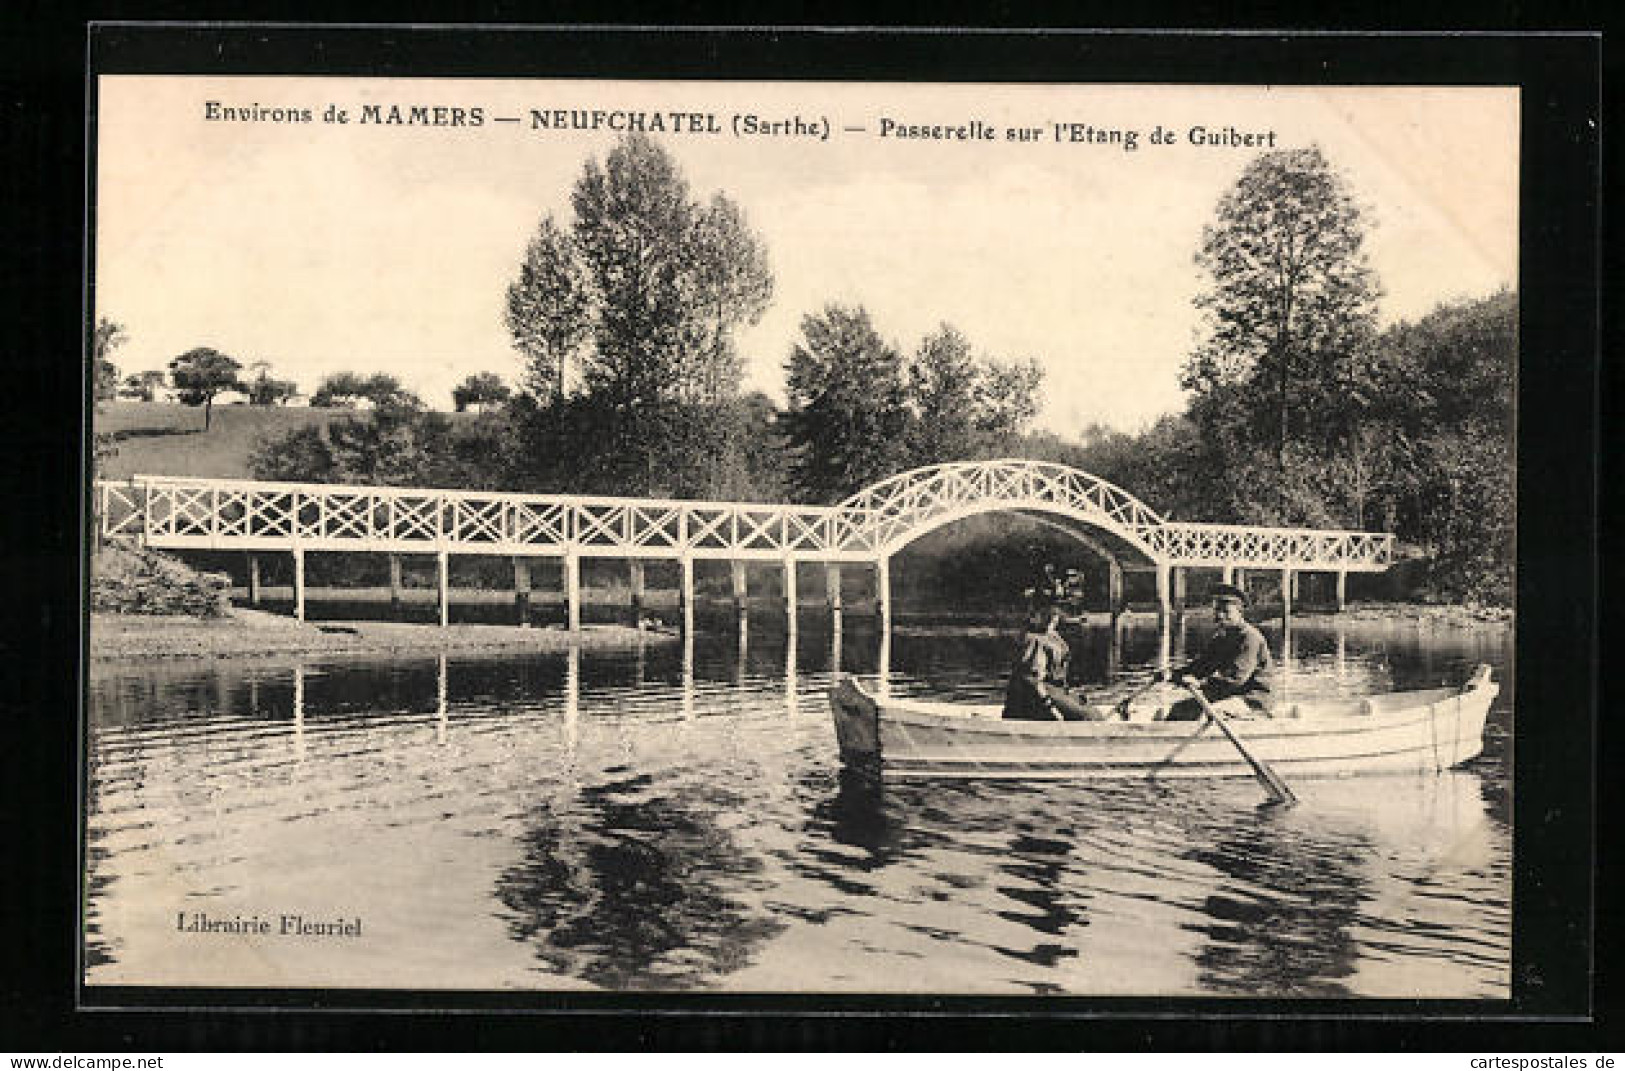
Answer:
[
  {"xmin": 91, "ymin": 596, "xmax": 1511, "ymax": 662},
  {"xmin": 89, "ymin": 609, "xmax": 680, "ymax": 662}
]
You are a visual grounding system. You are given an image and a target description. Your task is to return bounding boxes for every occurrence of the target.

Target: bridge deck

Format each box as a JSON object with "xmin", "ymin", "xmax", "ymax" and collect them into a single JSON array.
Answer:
[{"xmin": 97, "ymin": 468, "xmax": 1393, "ymax": 572}]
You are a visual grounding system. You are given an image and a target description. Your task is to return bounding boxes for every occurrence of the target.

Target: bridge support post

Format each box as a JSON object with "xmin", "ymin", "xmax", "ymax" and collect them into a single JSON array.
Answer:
[
  {"xmin": 292, "ymin": 547, "xmax": 305, "ymax": 622},
  {"xmin": 1233, "ymin": 568, "xmax": 1247, "ymax": 602},
  {"xmin": 1154, "ymin": 562, "xmax": 1171, "ymax": 673},
  {"xmin": 436, "ymin": 549, "xmax": 450, "ymax": 628},
  {"xmin": 385, "ymin": 552, "xmax": 401, "ymax": 611},
  {"xmin": 824, "ymin": 563, "xmax": 843, "ymax": 621},
  {"xmin": 513, "ymin": 558, "xmax": 531, "ymax": 627},
  {"xmin": 1170, "ymin": 566, "xmax": 1186, "ymax": 618},
  {"xmin": 1335, "ymin": 569, "xmax": 1347, "ymax": 613},
  {"xmin": 679, "ymin": 556, "xmax": 695, "ymax": 636},
  {"xmin": 1221, "ymin": 564, "xmax": 1234, "ymax": 585},
  {"xmin": 783, "ymin": 557, "xmax": 798, "ymax": 630},
  {"xmin": 1280, "ymin": 568, "xmax": 1293, "ymax": 632},
  {"xmin": 1107, "ymin": 558, "xmax": 1124, "ymax": 631},
  {"xmin": 628, "ymin": 559, "xmax": 646, "ymax": 625},
  {"xmin": 875, "ymin": 556, "xmax": 892, "ymax": 633},
  {"xmin": 564, "ymin": 551, "xmax": 581, "ymax": 631},
  {"xmin": 730, "ymin": 560, "xmax": 748, "ymax": 625},
  {"xmin": 247, "ymin": 553, "xmax": 262, "ymax": 606}
]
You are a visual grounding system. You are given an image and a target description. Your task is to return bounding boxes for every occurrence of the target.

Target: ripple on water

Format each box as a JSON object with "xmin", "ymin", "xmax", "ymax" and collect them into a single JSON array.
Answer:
[{"xmin": 84, "ymin": 618, "xmax": 1511, "ymax": 995}]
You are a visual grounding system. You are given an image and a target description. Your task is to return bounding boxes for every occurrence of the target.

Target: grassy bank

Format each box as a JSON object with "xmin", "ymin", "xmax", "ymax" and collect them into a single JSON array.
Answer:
[
  {"xmin": 90, "ymin": 608, "xmax": 678, "ymax": 661},
  {"xmin": 95, "ymin": 402, "xmax": 478, "ymax": 481}
]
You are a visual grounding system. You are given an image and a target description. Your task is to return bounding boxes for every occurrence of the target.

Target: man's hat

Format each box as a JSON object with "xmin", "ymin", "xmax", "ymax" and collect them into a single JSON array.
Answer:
[{"xmin": 1211, "ymin": 583, "xmax": 1248, "ymax": 606}]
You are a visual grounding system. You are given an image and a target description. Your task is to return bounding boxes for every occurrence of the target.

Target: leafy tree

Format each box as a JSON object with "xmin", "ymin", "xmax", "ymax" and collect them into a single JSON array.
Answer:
[
  {"xmin": 905, "ymin": 324, "xmax": 981, "ymax": 464},
  {"xmin": 168, "ymin": 347, "xmax": 243, "ymax": 430},
  {"xmin": 250, "ymin": 399, "xmax": 453, "ymax": 488},
  {"xmin": 505, "ymin": 133, "xmax": 775, "ymax": 490},
  {"xmin": 1364, "ymin": 290, "xmax": 1516, "ymax": 601},
  {"xmin": 452, "ymin": 372, "xmax": 512, "ymax": 413},
  {"xmin": 92, "ymin": 317, "xmax": 127, "ymax": 402},
  {"xmin": 119, "ymin": 369, "xmax": 168, "ymax": 401},
  {"xmin": 505, "ymin": 215, "xmax": 592, "ymax": 404},
  {"xmin": 781, "ymin": 304, "xmax": 911, "ymax": 503},
  {"xmin": 680, "ymin": 193, "xmax": 774, "ymax": 404},
  {"xmin": 242, "ymin": 360, "xmax": 299, "ymax": 406},
  {"xmin": 973, "ymin": 356, "xmax": 1045, "ymax": 456},
  {"xmin": 901, "ymin": 323, "xmax": 1046, "ymax": 466},
  {"xmin": 311, "ymin": 371, "xmax": 417, "ymax": 409},
  {"xmin": 1185, "ymin": 145, "xmax": 1380, "ymax": 476}
]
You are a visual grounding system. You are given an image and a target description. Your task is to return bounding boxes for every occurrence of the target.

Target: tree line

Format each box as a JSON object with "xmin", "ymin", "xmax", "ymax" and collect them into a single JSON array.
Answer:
[{"xmin": 100, "ymin": 134, "xmax": 1512, "ymax": 604}]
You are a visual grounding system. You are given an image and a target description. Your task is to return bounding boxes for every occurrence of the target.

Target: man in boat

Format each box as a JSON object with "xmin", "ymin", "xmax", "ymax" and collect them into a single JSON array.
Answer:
[
  {"xmin": 1162, "ymin": 583, "xmax": 1274, "ymax": 721},
  {"xmin": 1003, "ymin": 602, "xmax": 1104, "ymax": 721}
]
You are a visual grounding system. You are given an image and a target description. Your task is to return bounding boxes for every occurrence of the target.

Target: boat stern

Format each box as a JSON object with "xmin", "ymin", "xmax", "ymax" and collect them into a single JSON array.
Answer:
[{"xmin": 830, "ymin": 675, "xmax": 882, "ymax": 769}]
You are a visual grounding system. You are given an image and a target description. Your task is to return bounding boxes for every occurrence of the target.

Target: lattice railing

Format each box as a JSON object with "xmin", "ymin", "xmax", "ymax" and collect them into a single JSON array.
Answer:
[
  {"xmin": 1152, "ymin": 522, "xmax": 1394, "ymax": 569},
  {"xmin": 96, "ymin": 467, "xmax": 1393, "ymax": 570},
  {"xmin": 98, "ymin": 475, "xmax": 862, "ymax": 559},
  {"xmin": 838, "ymin": 458, "xmax": 1169, "ymax": 558}
]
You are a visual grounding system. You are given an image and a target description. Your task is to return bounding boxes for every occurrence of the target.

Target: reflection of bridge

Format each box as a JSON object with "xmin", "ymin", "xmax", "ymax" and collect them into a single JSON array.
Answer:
[{"xmin": 97, "ymin": 459, "xmax": 1392, "ymax": 663}]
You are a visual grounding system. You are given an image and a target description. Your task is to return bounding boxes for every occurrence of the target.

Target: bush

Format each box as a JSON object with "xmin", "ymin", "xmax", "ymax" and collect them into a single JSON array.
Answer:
[{"xmin": 92, "ymin": 539, "xmax": 232, "ymax": 617}]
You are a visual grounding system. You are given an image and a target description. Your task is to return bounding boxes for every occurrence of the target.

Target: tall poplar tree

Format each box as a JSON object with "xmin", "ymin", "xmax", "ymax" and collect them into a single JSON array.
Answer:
[{"xmin": 1184, "ymin": 145, "xmax": 1379, "ymax": 473}]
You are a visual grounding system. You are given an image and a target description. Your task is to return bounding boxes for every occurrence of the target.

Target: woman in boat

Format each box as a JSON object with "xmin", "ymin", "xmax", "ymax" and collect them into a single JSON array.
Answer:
[
  {"xmin": 1003, "ymin": 602, "xmax": 1103, "ymax": 721},
  {"xmin": 1162, "ymin": 583, "xmax": 1274, "ymax": 721}
]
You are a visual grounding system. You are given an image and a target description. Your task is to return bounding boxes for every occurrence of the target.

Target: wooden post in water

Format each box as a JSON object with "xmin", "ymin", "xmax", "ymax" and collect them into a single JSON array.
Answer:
[
  {"xmin": 825, "ymin": 562, "xmax": 843, "ymax": 622},
  {"xmin": 564, "ymin": 551, "xmax": 581, "ymax": 631},
  {"xmin": 783, "ymin": 557, "xmax": 797, "ymax": 631},
  {"xmin": 247, "ymin": 553, "xmax": 262, "ymax": 606},
  {"xmin": 1335, "ymin": 568, "xmax": 1347, "ymax": 613},
  {"xmin": 1154, "ymin": 562, "xmax": 1172, "ymax": 673},
  {"xmin": 1170, "ymin": 565, "xmax": 1186, "ymax": 618},
  {"xmin": 1280, "ymin": 567, "xmax": 1293, "ymax": 633},
  {"xmin": 513, "ymin": 558, "xmax": 531, "ymax": 627},
  {"xmin": 628, "ymin": 558, "xmax": 646, "ymax": 625},
  {"xmin": 292, "ymin": 547, "xmax": 306, "ymax": 622},
  {"xmin": 679, "ymin": 555, "xmax": 695, "ymax": 636},
  {"xmin": 1233, "ymin": 567, "xmax": 1247, "ymax": 602},
  {"xmin": 731, "ymin": 560, "xmax": 749, "ymax": 625},
  {"xmin": 436, "ymin": 549, "xmax": 450, "ymax": 628},
  {"xmin": 388, "ymin": 554, "xmax": 403, "ymax": 616},
  {"xmin": 1107, "ymin": 558, "xmax": 1124, "ymax": 631},
  {"xmin": 1221, "ymin": 564, "xmax": 1235, "ymax": 585},
  {"xmin": 875, "ymin": 556, "xmax": 892, "ymax": 633}
]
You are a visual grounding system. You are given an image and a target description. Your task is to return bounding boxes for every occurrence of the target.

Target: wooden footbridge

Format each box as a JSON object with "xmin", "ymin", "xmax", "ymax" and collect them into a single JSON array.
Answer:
[{"xmin": 97, "ymin": 459, "xmax": 1393, "ymax": 656}]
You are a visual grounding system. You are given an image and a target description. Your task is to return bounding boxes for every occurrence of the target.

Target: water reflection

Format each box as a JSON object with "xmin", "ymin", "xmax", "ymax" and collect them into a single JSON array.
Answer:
[
  {"xmin": 84, "ymin": 614, "xmax": 1511, "ymax": 995},
  {"xmin": 493, "ymin": 778, "xmax": 787, "ymax": 989},
  {"xmin": 1184, "ymin": 805, "xmax": 1369, "ymax": 997}
]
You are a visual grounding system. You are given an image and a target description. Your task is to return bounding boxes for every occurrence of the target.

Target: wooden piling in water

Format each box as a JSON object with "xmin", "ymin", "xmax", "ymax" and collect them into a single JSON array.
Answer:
[
  {"xmin": 1154, "ymin": 563, "xmax": 1171, "ymax": 673},
  {"xmin": 680, "ymin": 555, "xmax": 695, "ymax": 636},
  {"xmin": 1280, "ymin": 568, "xmax": 1294, "ymax": 631},
  {"xmin": 513, "ymin": 558, "xmax": 531, "ymax": 627},
  {"xmin": 388, "ymin": 554, "xmax": 403, "ymax": 615},
  {"xmin": 436, "ymin": 549, "xmax": 449, "ymax": 628},
  {"xmin": 731, "ymin": 560, "xmax": 748, "ymax": 621},
  {"xmin": 247, "ymin": 553, "xmax": 262, "ymax": 606},
  {"xmin": 628, "ymin": 558, "xmax": 646, "ymax": 624},
  {"xmin": 564, "ymin": 551, "xmax": 580, "ymax": 631},
  {"xmin": 292, "ymin": 548, "xmax": 305, "ymax": 622}
]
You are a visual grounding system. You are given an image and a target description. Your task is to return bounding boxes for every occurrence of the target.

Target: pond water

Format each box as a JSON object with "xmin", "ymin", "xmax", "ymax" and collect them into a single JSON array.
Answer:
[{"xmin": 84, "ymin": 614, "xmax": 1511, "ymax": 997}]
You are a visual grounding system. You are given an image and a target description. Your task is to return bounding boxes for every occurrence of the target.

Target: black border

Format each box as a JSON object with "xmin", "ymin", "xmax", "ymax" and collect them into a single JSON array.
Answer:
[{"xmin": 6, "ymin": 21, "xmax": 1607, "ymax": 1051}]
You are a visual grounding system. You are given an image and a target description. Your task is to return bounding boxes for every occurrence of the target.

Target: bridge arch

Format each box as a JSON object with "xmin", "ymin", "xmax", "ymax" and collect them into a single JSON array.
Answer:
[{"xmin": 837, "ymin": 459, "xmax": 1168, "ymax": 565}]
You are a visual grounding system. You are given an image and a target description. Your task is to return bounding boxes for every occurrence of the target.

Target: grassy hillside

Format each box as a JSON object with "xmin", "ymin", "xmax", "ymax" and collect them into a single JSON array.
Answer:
[{"xmin": 93, "ymin": 402, "xmax": 474, "ymax": 481}]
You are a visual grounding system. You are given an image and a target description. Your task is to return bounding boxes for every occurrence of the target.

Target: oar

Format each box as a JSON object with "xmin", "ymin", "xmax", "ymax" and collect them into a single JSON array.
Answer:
[{"xmin": 1182, "ymin": 682, "xmax": 1297, "ymax": 806}]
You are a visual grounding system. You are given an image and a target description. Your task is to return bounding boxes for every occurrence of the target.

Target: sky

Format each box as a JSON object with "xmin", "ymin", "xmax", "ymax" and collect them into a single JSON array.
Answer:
[{"xmin": 95, "ymin": 78, "xmax": 1518, "ymax": 434}]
